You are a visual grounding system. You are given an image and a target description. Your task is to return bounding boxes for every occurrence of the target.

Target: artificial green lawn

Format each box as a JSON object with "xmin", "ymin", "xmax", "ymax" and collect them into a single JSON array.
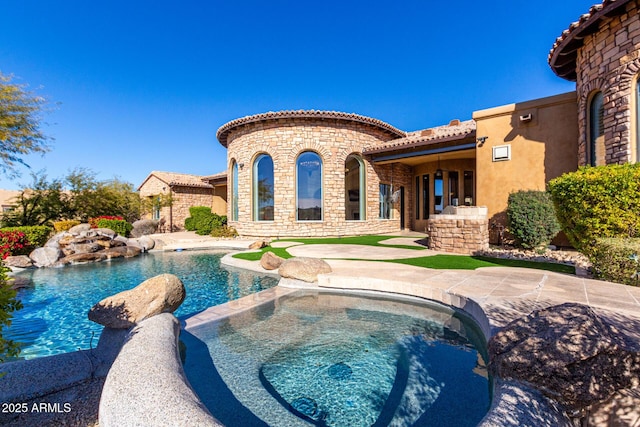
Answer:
[{"xmin": 232, "ymin": 235, "xmax": 576, "ymax": 274}]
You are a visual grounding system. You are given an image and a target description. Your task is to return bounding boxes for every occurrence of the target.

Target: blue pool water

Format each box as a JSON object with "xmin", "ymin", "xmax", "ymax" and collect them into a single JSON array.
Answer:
[
  {"xmin": 7, "ymin": 250, "xmax": 278, "ymax": 359},
  {"xmin": 182, "ymin": 291, "xmax": 491, "ymax": 427}
]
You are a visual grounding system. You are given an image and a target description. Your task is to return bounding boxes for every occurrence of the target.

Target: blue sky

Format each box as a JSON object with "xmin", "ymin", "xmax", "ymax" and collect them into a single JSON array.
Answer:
[{"xmin": 0, "ymin": 0, "xmax": 594, "ymax": 190}]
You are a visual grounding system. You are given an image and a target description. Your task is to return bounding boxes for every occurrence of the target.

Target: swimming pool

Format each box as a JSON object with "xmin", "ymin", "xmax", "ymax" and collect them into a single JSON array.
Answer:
[
  {"xmin": 182, "ymin": 290, "xmax": 491, "ymax": 427},
  {"xmin": 7, "ymin": 250, "xmax": 278, "ymax": 359}
]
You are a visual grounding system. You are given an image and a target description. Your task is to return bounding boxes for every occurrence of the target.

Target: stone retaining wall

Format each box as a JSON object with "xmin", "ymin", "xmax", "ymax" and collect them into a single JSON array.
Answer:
[{"xmin": 427, "ymin": 206, "xmax": 489, "ymax": 254}]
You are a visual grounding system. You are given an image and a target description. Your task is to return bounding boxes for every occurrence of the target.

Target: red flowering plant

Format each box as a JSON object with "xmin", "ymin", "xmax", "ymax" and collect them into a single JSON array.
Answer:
[
  {"xmin": 89, "ymin": 215, "xmax": 124, "ymax": 228},
  {"xmin": 0, "ymin": 230, "xmax": 30, "ymax": 259}
]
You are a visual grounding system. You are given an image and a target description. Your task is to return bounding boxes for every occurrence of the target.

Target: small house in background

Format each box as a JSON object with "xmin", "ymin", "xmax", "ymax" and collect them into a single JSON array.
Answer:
[
  {"xmin": 137, "ymin": 171, "xmax": 227, "ymax": 232},
  {"xmin": 0, "ymin": 189, "xmax": 21, "ymax": 213}
]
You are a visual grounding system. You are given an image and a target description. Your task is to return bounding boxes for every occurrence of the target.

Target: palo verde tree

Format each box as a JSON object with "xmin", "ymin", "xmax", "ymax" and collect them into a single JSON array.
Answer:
[{"xmin": 0, "ymin": 73, "xmax": 51, "ymax": 178}]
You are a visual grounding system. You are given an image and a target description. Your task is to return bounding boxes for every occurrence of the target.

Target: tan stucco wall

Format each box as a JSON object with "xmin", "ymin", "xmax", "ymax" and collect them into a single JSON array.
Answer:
[
  {"xmin": 576, "ymin": 1, "xmax": 640, "ymax": 165},
  {"xmin": 211, "ymin": 185, "xmax": 227, "ymax": 216},
  {"xmin": 412, "ymin": 158, "xmax": 476, "ymax": 233},
  {"xmin": 226, "ymin": 118, "xmax": 412, "ymax": 237},
  {"xmin": 473, "ymin": 92, "xmax": 579, "ymax": 231}
]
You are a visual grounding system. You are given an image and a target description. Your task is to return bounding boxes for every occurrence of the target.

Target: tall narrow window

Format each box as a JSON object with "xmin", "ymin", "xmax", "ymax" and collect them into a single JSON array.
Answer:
[
  {"xmin": 434, "ymin": 171, "xmax": 444, "ymax": 214},
  {"xmin": 379, "ymin": 184, "xmax": 391, "ymax": 219},
  {"xmin": 415, "ymin": 176, "xmax": 420, "ymax": 220},
  {"xmin": 448, "ymin": 171, "xmax": 459, "ymax": 206},
  {"xmin": 422, "ymin": 175, "xmax": 429, "ymax": 219},
  {"xmin": 151, "ymin": 196, "xmax": 161, "ymax": 220},
  {"xmin": 297, "ymin": 151, "xmax": 322, "ymax": 221},
  {"xmin": 588, "ymin": 92, "xmax": 604, "ymax": 166},
  {"xmin": 231, "ymin": 161, "xmax": 238, "ymax": 221},
  {"xmin": 253, "ymin": 154, "xmax": 274, "ymax": 221},
  {"xmin": 463, "ymin": 171, "xmax": 474, "ymax": 206},
  {"xmin": 345, "ymin": 155, "xmax": 365, "ymax": 220}
]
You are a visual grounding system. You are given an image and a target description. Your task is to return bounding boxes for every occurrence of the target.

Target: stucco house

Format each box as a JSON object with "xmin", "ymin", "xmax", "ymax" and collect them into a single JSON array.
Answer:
[
  {"xmin": 138, "ymin": 171, "xmax": 227, "ymax": 232},
  {"xmin": 208, "ymin": 0, "xmax": 640, "ymax": 248}
]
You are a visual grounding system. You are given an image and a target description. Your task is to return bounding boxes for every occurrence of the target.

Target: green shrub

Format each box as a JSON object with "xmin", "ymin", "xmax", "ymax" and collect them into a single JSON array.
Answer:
[
  {"xmin": 185, "ymin": 206, "xmax": 227, "ymax": 235},
  {"xmin": 506, "ymin": 190, "xmax": 561, "ymax": 249},
  {"xmin": 0, "ymin": 266, "xmax": 22, "ymax": 361},
  {"xmin": 53, "ymin": 220, "xmax": 81, "ymax": 232},
  {"xmin": 96, "ymin": 219, "xmax": 133, "ymax": 237},
  {"xmin": 0, "ymin": 226, "xmax": 52, "ymax": 249},
  {"xmin": 548, "ymin": 164, "xmax": 640, "ymax": 254},
  {"xmin": 210, "ymin": 225, "xmax": 238, "ymax": 238},
  {"xmin": 590, "ymin": 238, "xmax": 640, "ymax": 286}
]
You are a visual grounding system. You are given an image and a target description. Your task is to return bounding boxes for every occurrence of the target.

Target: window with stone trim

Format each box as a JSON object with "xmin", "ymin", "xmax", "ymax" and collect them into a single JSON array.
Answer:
[
  {"xmin": 379, "ymin": 183, "xmax": 392, "ymax": 219},
  {"xmin": 345, "ymin": 155, "xmax": 365, "ymax": 221},
  {"xmin": 231, "ymin": 160, "xmax": 238, "ymax": 221},
  {"xmin": 297, "ymin": 151, "xmax": 323, "ymax": 221},
  {"xmin": 588, "ymin": 91, "xmax": 604, "ymax": 166},
  {"xmin": 253, "ymin": 154, "xmax": 274, "ymax": 221}
]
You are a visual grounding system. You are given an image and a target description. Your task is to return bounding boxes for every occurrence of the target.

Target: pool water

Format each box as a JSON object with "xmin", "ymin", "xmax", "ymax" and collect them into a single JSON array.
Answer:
[
  {"xmin": 182, "ymin": 291, "xmax": 491, "ymax": 427},
  {"xmin": 7, "ymin": 250, "xmax": 278, "ymax": 359}
]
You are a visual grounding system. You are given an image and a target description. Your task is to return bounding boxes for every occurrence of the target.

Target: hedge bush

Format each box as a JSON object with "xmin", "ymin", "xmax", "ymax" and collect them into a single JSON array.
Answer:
[
  {"xmin": 53, "ymin": 220, "xmax": 81, "ymax": 232},
  {"xmin": 0, "ymin": 265, "xmax": 23, "ymax": 361},
  {"xmin": 96, "ymin": 219, "xmax": 133, "ymax": 237},
  {"xmin": 0, "ymin": 226, "xmax": 52, "ymax": 249},
  {"xmin": 0, "ymin": 230, "xmax": 30, "ymax": 259},
  {"xmin": 590, "ymin": 238, "xmax": 640, "ymax": 286},
  {"xmin": 185, "ymin": 206, "xmax": 227, "ymax": 236},
  {"xmin": 89, "ymin": 216, "xmax": 124, "ymax": 229},
  {"xmin": 548, "ymin": 163, "xmax": 640, "ymax": 254},
  {"xmin": 506, "ymin": 190, "xmax": 561, "ymax": 249}
]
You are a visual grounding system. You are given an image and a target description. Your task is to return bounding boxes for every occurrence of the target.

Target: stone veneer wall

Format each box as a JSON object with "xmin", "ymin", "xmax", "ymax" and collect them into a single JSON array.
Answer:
[
  {"xmin": 138, "ymin": 176, "xmax": 214, "ymax": 232},
  {"xmin": 226, "ymin": 118, "xmax": 413, "ymax": 237},
  {"xmin": 576, "ymin": 1, "xmax": 640, "ymax": 165},
  {"xmin": 427, "ymin": 207, "xmax": 489, "ymax": 254}
]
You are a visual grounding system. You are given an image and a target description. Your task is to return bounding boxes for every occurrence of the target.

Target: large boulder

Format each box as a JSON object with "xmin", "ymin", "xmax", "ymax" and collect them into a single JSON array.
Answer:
[
  {"xmin": 130, "ymin": 219, "xmax": 159, "ymax": 238},
  {"xmin": 488, "ymin": 303, "xmax": 640, "ymax": 412},
  {"xmin": 88, "ymin": 274, "xmax": 186, "ymax": 328},
  {"xmin": 278, "ymin": 257, "xmax": 332, "ymax": 282},
  {"xmin": 54, "ymin": 252, "xmax": 107, "ymax": 266},
  {"xmin": 260, "ymin": 251, "xmax": 284, "ymax": 270},
  {"xmin": 29, "ymin": 247, "xmax": 63, "ymax": 268},
  {"xmin": 44, "ymin": 231, "xmax": 72, "ymax": 249},
  {"xmin": 68, "ymin": 223, "xmax": 91, "ymax": 234},
  {"xmin": 103, "ymin": 246, "xmax": 142, "ymax": 259},
  {"xmin": 3, "ymin": 255, "xmax": 34, "ymax": 269},
  {"xmin": 128, "ymin": 236, "xmax": 155, "ymax": 251},
  {"xmin": 249, "ymin": 240, "xmax": 268, "ymax": 250}
]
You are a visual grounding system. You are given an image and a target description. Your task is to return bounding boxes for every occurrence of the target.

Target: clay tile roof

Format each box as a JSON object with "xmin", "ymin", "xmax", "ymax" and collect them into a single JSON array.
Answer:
[
  {"xmin": 141, "ymin": 171, "xmax": 214, "ymax": 190},
  {"xmin": 362, "ymin": 119, "xmax": 476, "ymax": 155},
  {"xmin": 201, "ymin": 171, "xmax": 227, "ymax": 184},
  {"xmin": 548, "ymin": 0, "xmax": 631, "ymax": 81},
  {"xmin": 216, "ymin": 110, "xmax": 407, "ymax": 147}
]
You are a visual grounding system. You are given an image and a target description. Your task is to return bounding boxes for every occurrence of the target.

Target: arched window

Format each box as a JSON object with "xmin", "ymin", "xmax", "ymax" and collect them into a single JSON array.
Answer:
[
  {"xmin": 345, "ymin": 155, "xmax": 365, "ymax": 220},
  {"xmin": 253, "ymin": 154, "xmax": 274, "ymax": 221},
  {"xmin": 296, "ymin": 151, "xmax": 322, "ymax": 221},
  {"xmin": 231, "ymin": 161, "xmax": 238, "ymax": 221},
  {"xmin": 588, "ymin": 92, "xmax": 604, "ymax": 166}
]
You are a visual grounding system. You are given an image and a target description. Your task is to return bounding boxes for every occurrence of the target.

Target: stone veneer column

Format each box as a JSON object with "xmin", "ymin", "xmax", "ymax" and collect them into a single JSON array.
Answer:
[
  {"xmin": 576, "ymin": 1, "xmax": 640, "ymax": 165},
  {"xmin": 427, "ymin": 207, "xmax": 489, "ymax": 254}
]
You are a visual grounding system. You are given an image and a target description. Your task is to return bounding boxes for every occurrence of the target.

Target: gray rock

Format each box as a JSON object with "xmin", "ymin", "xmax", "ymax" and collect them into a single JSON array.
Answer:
[
  {"xmin": 130, "ymin": 219, "xmax": 159, "ymax": 238},
  {"xmin": 94, "ymin": 228, "xmax": 117, "ymax": 239},
  {"xmin": 129, "ymin": 236, "xmax": 155, "ymax": 251},
  {"xmin": 260, "ymin": 251, "xmax": 284, "ymax": 270},
  {"xmin": 44, "ymin": 231, "xmax": 72, "ymax": 249},
  {"xmin": 88, "ymin": 274, "xmax": 186, "ymax": 328},
  {"xmin": 54, "ymin": 252, "xmax": 108, "ymax": 266},
  {"xmin": 103, "ymin": 246, "xmax": 142, "ymax": 259},
  {"xmin": 68, "ymin": 223, "xmax": 91, "ymax": 234},
  {"xmin": 3, "ymin": 255, "xmax": 34, "ymax": 269},
  {"xmin": 29, "ymin": 247, "xmax": 64, "ymax": 267},
  {"xmin": 8, "ymin": 276, "xmax": 33, "ymax": 290},
  {"xmin": 278, "ymin": 257, "xmax": 332, "ymax": 282},
  {"xmin": 488, "ymin": 302, "xmax": 640, "ymax": 412}
]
